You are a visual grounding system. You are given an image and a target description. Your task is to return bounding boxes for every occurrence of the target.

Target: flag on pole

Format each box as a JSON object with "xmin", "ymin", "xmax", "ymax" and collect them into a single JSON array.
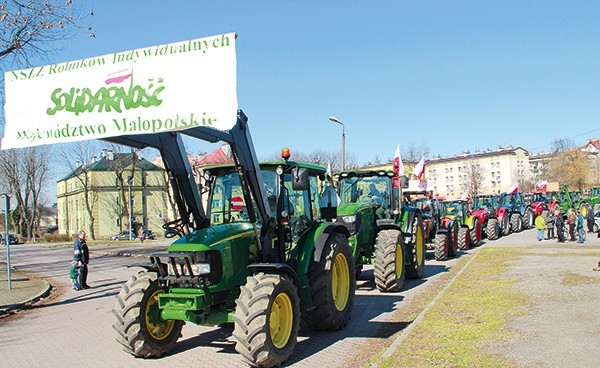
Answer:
[
  {"xmin": 537, "ymin": 180, "xmax": 548, "ymax": 192},
  {"xmin": 506, "ymin": 182, "xmax": 519, "ymax": 195},
  {"xmin": 393, "ymin": 145, "xmax": 404, "ymax": 188},
  {"xmin": 460, "ymin": 191, "xmax": 469, "ymax": 200},
  {"xmin": 412, "ymin": 156, "xmax": 425, "ymax": 180}
]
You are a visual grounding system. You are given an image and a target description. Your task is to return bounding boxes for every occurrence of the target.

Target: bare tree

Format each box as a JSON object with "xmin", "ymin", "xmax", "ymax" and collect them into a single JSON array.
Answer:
[
  {"xmin": 402, "ymin": 143, "xmax": 430, "ymax": 162},
  {"xmin": 459, "ymin": 158, "xmax": 486, "ymax": 197},
  {"xmin": 0, "ymin": 146, "xmax": 50, "ymax": 239},
  {"xmin": 263, "ymin": 149, "xmax": 357, "ymax": 172},
  {"xmin": 0, "ymin": 0, "xmax": 93, "ymax": 63},
  {"xmin": 547, "ymin": 149, "xmax": 591, "ymax": 192},
  {"xmin": 550, "ymin": 138, "xmax": 575, "ymax": 153}
]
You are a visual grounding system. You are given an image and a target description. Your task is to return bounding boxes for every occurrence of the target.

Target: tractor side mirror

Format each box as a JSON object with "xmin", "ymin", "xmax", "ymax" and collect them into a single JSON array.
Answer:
[
  {"xmin": 400, "ymin": 175, "xmax": 409, "ymax": 189},
  {"xmin": 292, "ymin": 167, "xmax": 309, "ymax": 190},
  {"xmin": 319, "ymin": 186, "xmax": 339, "ymax": 221}
]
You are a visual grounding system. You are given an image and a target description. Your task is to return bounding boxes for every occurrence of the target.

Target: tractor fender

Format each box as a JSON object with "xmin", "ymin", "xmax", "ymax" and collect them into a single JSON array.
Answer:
[
  {"xmin": 312, "ymin": 223, "xmax": 350, "ymax": 263},
  {"xmin": 126, "ymin": 262, "xmax": 159, "ymax": 272},
  {"xmin": 496, "ymin": 207, "xmax": 509, "ymax": 223},
  {"xmin": 247, "ymin": 262, "xmax": 301, "ymax": 288},
  {"xmin": 289, "ymin": 222, "xmax": 350, "ymax": 279},
  {"xmin": 437, "ymin": 218, "xmax": 455, "ymax": 233}
]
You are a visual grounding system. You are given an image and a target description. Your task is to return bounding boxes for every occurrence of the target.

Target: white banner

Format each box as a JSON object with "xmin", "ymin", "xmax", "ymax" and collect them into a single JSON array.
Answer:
[{"xmin": 2, "ymin": 32, "xmax": 238, "ymax": 149}]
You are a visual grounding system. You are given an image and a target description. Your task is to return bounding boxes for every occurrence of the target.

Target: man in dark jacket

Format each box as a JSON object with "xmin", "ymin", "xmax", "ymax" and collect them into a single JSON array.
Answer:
[
  {"xmin": 555, "ymin": 210, "xmax": 565, "ymax": 243},
  {"xmin": 73, "ymin": 230, "xmax": 90, "ymax": 290},
  {"xmin": 586, "ymin": 205, "xmax": 595, "ymax": 233}
]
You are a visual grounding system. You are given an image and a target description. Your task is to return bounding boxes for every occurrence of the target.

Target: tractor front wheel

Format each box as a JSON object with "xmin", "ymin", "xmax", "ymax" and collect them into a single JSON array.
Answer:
[
  {"xmin": 448, "ymin": 223, "xmax": 459, "ymax": 257},
  {"xmin": 304, "ymin": 232, "xmax": 355, "ymax": 330},
  {"xmin": 434, "ymin": 232, "xmax": 450, "ymax": 261},
  {"xmin": 233, "ymin": 272, "xmax": 300, "ymax": 368},
  {"xmin": 374, "ymin": 229, "xmax": 406, "ymax": 292},
  {"xmin": 406, "ymin": 220, "xmax": 426, "ymax": 279},
  {"xmin": 470, "ymin": 218, "xmax": 482, "ymax": 246},
  {"xmin": 524, "ymin": 208, "xmax": 534, "ymax": 229},
  {"xmin": 486, "ymin": 218, "xmax": 500, "ymax": 240},
  {"xmin": 112, "ymin": 272, "xmax": 184, "ymax": 358},
  {"xmin": 457, "ymin": 227, "xmax": 470, "ymax": 250}
]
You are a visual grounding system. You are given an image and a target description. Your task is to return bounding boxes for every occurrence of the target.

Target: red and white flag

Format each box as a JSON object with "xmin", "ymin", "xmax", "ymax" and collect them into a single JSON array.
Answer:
[
  {"xmin": 506, "ymin": 182, "xmax": 519, "ymax": 195},
  {"xmin": 537, "ymin": 180, "xmax": 548, "ymax": 192},
  {"xmin": 393, "ymin": 145, "xmax": 404, "ymax": 176},
  {"xmin": 412, "ymin": 156, "xmax": 425, "ymax": 180}
]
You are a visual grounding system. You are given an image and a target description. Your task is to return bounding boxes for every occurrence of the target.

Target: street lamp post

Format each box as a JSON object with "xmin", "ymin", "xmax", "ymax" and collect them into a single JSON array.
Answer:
[
  {"xmin": 328, "ymin": 116, "xmax": 345, "ymax": 171},
  {"xmin": 128, "ymin": 176, "xmax": 133, "ymax": 240}
]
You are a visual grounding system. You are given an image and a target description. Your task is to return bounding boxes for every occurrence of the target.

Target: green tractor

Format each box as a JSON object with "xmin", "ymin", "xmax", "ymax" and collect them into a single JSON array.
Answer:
[
  {"xmin": 334, "ymin": 170, "xmax": 426, "ymax": 292},
  {"xmin": 433, "ymin": 199, "xmax": 482, "ymax": 261},
  {"xmin": 110, "ymin": 113, "xmax": 355, "ymax": 367}
]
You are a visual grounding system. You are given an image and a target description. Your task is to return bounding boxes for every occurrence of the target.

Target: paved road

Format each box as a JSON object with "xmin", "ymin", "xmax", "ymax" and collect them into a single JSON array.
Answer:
[{"xmin": 0, "ymin": 238, "xmax": 470, "ymax": 367}]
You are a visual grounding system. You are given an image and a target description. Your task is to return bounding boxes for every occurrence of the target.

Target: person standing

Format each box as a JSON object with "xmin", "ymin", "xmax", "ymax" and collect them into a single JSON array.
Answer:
[
  {"xmin": 138, "ymin": 227, "xmax": 145, "ymax": 243},
  {"xmin": 546, "ymin": 211, "xmax": 555, "ymax": 239},
  {"xmin": 555, "ymin": 210, "xmax": 565, "ymax": 243},
  {"xmin": 535, "ymin": 214, "xmax": 546, "ymax": 242},
  {"xmin": 567, "ymin": 209, "xmax": 576, "ymax": 241},
  {"xmin": 73, "ymin": 230, "xmax": 90, "ymax": 290},
  {"xmin": 576, "ymin": 210, "xmax": 585, "ymax": 244},
  {"xmin": 586, "ymin": 205, "xmax": 595, "ymax": 233}
]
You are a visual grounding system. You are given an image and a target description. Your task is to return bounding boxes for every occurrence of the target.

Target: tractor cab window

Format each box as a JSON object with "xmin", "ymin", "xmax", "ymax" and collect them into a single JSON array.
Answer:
[
  {"xmin": 338, "ymin": 176, "xmax": 391, "ymax": 210},
  {"xmin": 282, "ymin": 172, "xmax": 314, "ymax": 238}
]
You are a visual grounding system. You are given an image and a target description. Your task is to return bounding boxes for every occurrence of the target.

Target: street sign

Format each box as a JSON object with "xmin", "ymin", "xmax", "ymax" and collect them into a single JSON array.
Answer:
[{"xmin": 230, "ymin": 196, "xmax": 244, "ymax": 211}]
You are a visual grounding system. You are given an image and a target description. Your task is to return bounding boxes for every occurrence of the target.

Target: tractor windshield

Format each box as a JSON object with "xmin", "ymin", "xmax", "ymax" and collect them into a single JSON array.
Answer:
[
  {"xmin": 413, "ymin": 198, "xmax": 433, "ymax": 218},
  {"xmin": 443, "ymin": 202, "xmax": 465, "ymax": 217},
  {"xmin": 473, "ymin": 196, "xmax": 497, "ymax": 212},
  {"xmin": 338, "ymin": 176, "xmax": 391, "ymax": 209},
  {"xmin": 531, "ymin": 193, "xmax": 548, "ymax": 202}
]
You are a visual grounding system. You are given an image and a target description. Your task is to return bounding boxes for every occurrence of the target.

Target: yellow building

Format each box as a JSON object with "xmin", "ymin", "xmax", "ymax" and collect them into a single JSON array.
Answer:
[
  {"xmin": 425, "ymin": 146, "xmax": 530, "ymax": 198},
  {"xmin": 57, "ymin": 151, "xmax": 169, "ymax": 239}
]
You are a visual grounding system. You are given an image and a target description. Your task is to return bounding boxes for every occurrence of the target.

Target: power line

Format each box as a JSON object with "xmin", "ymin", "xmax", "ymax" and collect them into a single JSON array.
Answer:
[{"xmin": 530, "ymin": 127, "xmax": 600, "ymax": 152}]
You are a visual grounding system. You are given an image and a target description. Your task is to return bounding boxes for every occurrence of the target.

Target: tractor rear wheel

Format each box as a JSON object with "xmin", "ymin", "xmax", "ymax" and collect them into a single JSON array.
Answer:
[
  {"xmin": 434, "ymin": 232, "xmax": 449, "ymax": 261},
  {"xmin": 304, "ymin": 232, "xmax": 355, "ymax": 330},
  {"xmin": 112, "ymin": 272, "xmax": 184, "ymax": 358},
  {"xmin": 470, "ymin": 218, "xmax": 482, "ymax": 246},
  {"xmin": 511, "ymin": 213, "xmax": 523, "ymax": 233},
  {"xmin": 448, "ymin": 223, "xmax": 459, "ymax": 257},
  {"xmin": 524, "ymin": 208, "xmax": 534, "ymax": 229},
  {"xmin": 458, "ymin": 227, "xmax": 470, "ymax": 250},
  {"xmin": 406, "ymin": 219, "xmax": 426, "ymax": 279},
  {"xmin": 374, "ymin": 229, "xmax": 406, "ymax": 292},
  {"xmin": 486, "ymin": 218, "xmax": 500, "ymax": 240},
  {"xmin": 233, "ymin": 272, "xmax": 300, "ymax": 368}
]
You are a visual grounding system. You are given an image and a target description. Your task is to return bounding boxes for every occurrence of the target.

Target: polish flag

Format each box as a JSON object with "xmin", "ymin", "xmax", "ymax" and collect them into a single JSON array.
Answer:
[
  {"xmin": 460, "ymin": 191, "xmax": 469, "ymax": 200},
  {"xmin": 412, "ymin": 156, "xmax": 425, "ymax": 180},
  {"xmin": 537, "ymin": 180, "xmax": 548, "ymax": 192},
  {"xmin": 393, "ymin": 145, "xmax": 404, "ymax": 187},
  {"xmin": 506, "ymin": 182, "xmax": 519, "ymax": 195}
]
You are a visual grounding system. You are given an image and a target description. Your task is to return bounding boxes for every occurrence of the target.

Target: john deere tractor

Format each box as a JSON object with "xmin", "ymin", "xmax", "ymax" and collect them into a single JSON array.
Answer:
[
  {"xmin": 334, "ymin": 170, "xmax": 426, "ymax": 292},
  {"xmin": 110, "ymin": 112, "xmax": 355, "ymax": 367}
]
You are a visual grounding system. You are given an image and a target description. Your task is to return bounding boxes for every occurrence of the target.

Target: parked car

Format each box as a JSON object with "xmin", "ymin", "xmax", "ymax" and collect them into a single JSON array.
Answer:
[
  {"xmin": 593, "ymin": 211, "xmax": 600, "ymax": 233},
  {"xmin": 0, "ymin": 234, "xmax": 19, "ymax": 245},
  {"xmin": 141, "ymin": 230, "xmax": 156, "ymax": 240},
  {"xmin": 110, "ymin": 230, "xmax": 135, "ymax": 241}
]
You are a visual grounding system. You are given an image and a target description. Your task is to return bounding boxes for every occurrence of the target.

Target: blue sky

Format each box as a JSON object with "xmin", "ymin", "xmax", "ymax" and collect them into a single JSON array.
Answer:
[{"xmin": 9, "ymin": 1, "xmax": 600, "ymax": 184}]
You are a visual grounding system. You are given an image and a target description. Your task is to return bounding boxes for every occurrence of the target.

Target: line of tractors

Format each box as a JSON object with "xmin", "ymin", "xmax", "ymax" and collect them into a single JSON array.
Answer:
[{"xmin": 110, "ymin": 114, "xmax": 599, "ymax": 368}]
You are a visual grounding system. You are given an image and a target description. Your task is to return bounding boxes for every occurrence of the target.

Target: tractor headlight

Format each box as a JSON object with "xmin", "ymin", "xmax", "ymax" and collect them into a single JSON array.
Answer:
[
  {"xmin": 167, "ymin": 262, "xmax": 211, "ymax": 276},
  {"xmin": 342, "ymin": 215, "xmax": 356, "ymax": 224}
]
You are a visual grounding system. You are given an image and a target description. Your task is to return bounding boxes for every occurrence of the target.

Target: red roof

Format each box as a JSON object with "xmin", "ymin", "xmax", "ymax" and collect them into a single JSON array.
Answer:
[{"xmin": 195, "ymin": 145, "xmax": 233, "ymax": 167}]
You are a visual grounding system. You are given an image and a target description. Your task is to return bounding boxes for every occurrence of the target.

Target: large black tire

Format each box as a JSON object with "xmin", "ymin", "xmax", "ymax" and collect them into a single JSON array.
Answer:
[
  {"xmin": 457, "ymin": 226, "xmax": 470, "ymax": 250},
  {"xmin": 112, "ymin": 272, "xmax": 184, "ymax": 358},
  {"xmin": 511, "ymin": 213, "xmax": 523, "ymax": 233},
  {"xmin": 304, "ymin": 232, "xmax": 355, "ymax": 330},
  {"xmin": 470, "ymin": 218, "xmax": 482, "ymax": 246},
  {"xmin": 501, "ymin": 215, "xmax": 511, "ymax": 236},
  {"xmin": 448, "ymin": 223, "xmax": 459, "ymax": 258},
  {"xmin": 524, "ymin": 208, "xmax": 534, "ymax": 229},
  {"xmin": 233, "ymin": 273, "xmax": 301, "ymax": 368},
  {"xmin": 374, "ymin": 229, "xmax": 406, "ymax": 292},
  {"xmin": 486, "ymin": 218, "xmax": 500, "ymax": 240},
  {"xmin": 406, "ymin": 220, "xmax": 426, "ymax": 279},
  {"xmin": 434, "ymin": 232, "xmax": 450, "ymax": 261}
]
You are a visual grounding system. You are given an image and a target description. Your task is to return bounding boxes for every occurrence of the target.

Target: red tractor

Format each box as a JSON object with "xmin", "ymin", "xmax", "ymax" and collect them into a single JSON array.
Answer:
[
  {"xmin": 410, "ymin": 195, "xmax": 443, "ymax": 244},
  {"xmin": 471, "ymin": 194, "xmax": 501, "ymax": 240}
]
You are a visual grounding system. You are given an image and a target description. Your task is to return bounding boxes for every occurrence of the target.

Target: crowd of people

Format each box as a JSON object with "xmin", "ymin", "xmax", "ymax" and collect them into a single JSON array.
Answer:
[{"xmin": 535, "ymin": 205, "xmax": 595, "ymax": 244}]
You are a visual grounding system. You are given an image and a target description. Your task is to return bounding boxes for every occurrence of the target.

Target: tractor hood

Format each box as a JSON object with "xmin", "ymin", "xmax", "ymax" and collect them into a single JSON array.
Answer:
[
  {"xmin": 337, "ymin": 202, "xmax": 372, "ymax": 217},
  {"xmin": 168, "ymin": 223, "xmax": 256, "ymax": 252}
]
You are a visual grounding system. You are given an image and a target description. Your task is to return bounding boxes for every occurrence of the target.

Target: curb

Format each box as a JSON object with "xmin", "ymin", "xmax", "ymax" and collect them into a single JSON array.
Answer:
[{"xmin": 0, "ymin": 280, "xmax": 53, "ymax": 317}]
